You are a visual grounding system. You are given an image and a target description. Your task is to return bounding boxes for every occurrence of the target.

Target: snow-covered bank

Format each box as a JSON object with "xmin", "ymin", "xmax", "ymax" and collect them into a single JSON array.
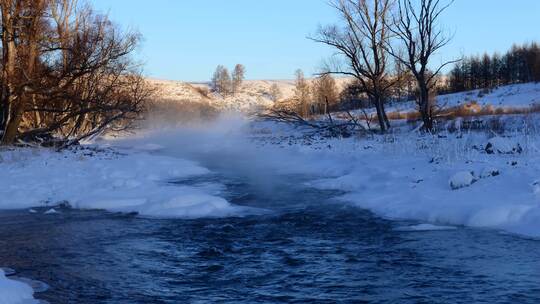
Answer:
[
  {"xmin": 2, "ymin": 110, "xmax": 540, "ymax": 239},
  {"xmin": 297, "ymin": 130, "xmax": 540, "ymax": 238},
  {"xmin": 113, "ymin": 113, "xmax": 540, "ymax": 238},
  {"xmin": 0, "ymin": 145, "xmax": 250, "ymax": 218},
  {"xmin": 213, "ymin": 111, "xmax": 539, "ymax": 238},
  {"xmin": 0, "ymin": 269, "xmax": 36, "ymax": 304}
]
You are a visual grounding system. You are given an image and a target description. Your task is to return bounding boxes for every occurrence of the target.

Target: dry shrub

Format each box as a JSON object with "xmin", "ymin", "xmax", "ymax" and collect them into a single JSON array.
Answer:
[
  {"xmin": 273, "ymin": 98, "xmax": 303, "ymax": 114},
  {"xmin": 194, "ymin": 86, "xmax": 211, "ymax": 99}
]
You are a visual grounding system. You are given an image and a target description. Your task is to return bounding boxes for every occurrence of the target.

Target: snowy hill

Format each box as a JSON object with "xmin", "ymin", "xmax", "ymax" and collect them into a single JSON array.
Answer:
[
  {"xmin": 150, "ymin": 77, "xmax": 540, "ymax": 114},
  {"xmin": 385, "ymin": 82, "xmax": 540, "ymax": 115},
  {"xmin": 148, "ymin": 78, "xmax": 353, "ymax": 112}
]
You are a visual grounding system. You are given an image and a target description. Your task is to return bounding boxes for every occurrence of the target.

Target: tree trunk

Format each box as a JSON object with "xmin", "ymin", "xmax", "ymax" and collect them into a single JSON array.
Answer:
[
  {"xmin": 0, "ymin": 2, "xmax": 17, "ymax": 144},
  {"xmin": 373, "ymin": 96, "xmax": 387, "ymax": 133},
  {"xmin": 380, "ymin": 101, "xmax": 391, "ymax": 129},
  {"xmin": 2, "ymin": 0, "xmax": 43, "ymax": 145},
  {"xmin": 418, "ymin": 83, "xmax": 433, "ymax": 132}
]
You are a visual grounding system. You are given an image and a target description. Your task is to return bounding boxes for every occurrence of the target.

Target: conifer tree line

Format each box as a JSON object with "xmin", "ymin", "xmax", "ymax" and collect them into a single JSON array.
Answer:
[{"xmin": 447, "ymin": 43, "xmax": 540, "ymax": 93}]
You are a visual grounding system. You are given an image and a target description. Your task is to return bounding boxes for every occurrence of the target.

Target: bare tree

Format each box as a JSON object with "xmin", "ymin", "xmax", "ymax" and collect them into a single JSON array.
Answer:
[
  {"xmin": 294, "ymin": 69, "xmax": 311, "ymax": 117},
  {"xmin": 388, "ymin": 0, "xmax": 456, "ymax": 131},
  {"xmin": 310, "ymin": 0, "xmax": 394, "ymax": 132},
  {"xmin": 232, "ymin": 64, "xmax": 245, "ymax": 95},
  {"xmin": 0, "ymin": 0, "xmax": 47, "ymax": 144},
  {"xmin": 211, "ymin": 65, "xmax": 232, "ymax": 96},
  {"xmin": 0, "ymin": 0, "xmax": 151, "ymax": 146},
  {"xmin": 211, "ymin": 65, "xmax": 223, "ymax": 94},
  {"xmin": 269, "ymin": 83, "xmax": 281, "ymax": 102},
  {"xmin": 313, "ymin": 74, "xmax": 339, "ymax": 114},
  {"xmin": 0, "ymin": 0, "xmax": 20, "ymax": 142}
]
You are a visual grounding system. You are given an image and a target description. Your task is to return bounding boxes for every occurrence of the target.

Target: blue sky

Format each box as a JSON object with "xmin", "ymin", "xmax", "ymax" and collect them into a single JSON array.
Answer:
[{"xmin": 90, "ymin": 0, "xmax": 540, "ymax": 81}]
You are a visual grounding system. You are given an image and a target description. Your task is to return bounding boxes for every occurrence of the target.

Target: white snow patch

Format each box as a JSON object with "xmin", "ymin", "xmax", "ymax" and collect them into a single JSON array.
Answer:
[
  {"xmin": 449, "ymin": 171, "xmax": 475, "ymax": 190},
  {"xmin": 0, "ymin": 269, "xmax": 37, "ymax": 304},
  {"xmin": 479, "ymin": 167, "xmax": 500, "ymax": 178},
  {"xmin": 292, "ymin": 119, "xmax": 540, "ymax": 238},
  {"xmin": 485, "ymin": 137, "xmax": 522, "ymax": 154},
  {"xmin": 44, "ymin": 208, "xmax": 58, "ymax": 215},
  {"xmin": 532, "ymin": 181, "xmax": 540, "ymax": 195},
  {"xmin": 0, "ymin": 147, "xmax": 253, "ymax": 219}
]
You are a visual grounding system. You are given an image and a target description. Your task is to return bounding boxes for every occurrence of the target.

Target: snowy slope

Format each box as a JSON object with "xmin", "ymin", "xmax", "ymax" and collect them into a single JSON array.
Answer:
[
  {"xmin": 149, "ymin": 78, "xmax": 353, "ymax": 112},
  {"xmin": 439, "ymin": 83, "xmax": 540, "ymax": 108},
  {"xmin": 381, "ymin": 82, "xmax": 540, "ymax": 115}
]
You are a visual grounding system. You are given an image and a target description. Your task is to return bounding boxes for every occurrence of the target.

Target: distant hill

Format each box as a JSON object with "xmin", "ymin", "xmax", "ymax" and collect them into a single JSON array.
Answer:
[{"xmin": 147, "ymin": 78, "xmax": 353, "ymax": 113}]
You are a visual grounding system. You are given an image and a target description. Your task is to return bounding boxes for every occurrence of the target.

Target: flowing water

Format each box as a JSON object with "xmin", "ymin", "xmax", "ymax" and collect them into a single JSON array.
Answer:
[{"xmin": 2, "ymin": 158, "xmax": 540, "ymax": 303}]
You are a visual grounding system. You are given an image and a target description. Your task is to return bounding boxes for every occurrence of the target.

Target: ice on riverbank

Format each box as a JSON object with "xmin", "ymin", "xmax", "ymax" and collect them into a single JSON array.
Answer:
[
  {"xmin": 0, "ymin": 146, "xmax": 248, "ymax": 219},
  {"xmin": 0, "ymin": 269, "xmax": 37, "ymax": 304}
]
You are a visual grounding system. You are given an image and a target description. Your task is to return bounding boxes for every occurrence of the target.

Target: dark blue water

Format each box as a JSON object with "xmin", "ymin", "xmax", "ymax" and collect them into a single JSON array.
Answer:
[{"xmin": 2, "ymin": 172, "xmax": 540, "ymax": 303}]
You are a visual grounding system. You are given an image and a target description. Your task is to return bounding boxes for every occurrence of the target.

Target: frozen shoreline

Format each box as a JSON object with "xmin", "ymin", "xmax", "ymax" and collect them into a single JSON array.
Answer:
[
  {"xmin": 1, "ymin": 115, "xmax": 540, "ymax": 302},
  {"xmin": 0, "ymin": 145, "xmax": 250, "ymax": 219},
  {"xmin": 250, "ymin": 114, "xmax": 540, "ymax": 238},
  {"xmin": 2, "ymin": 114, "xmax": 540, "ymax": 238},
  {"xmin": 0, "ymin": 269, "xmax": 37, "ymax": 304}
]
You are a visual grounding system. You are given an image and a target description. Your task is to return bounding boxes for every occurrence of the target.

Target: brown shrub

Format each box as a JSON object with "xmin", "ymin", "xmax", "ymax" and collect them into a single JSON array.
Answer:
[{"xmin": 194, "ymin": 86, "xmax": 211, "ymax": 98}]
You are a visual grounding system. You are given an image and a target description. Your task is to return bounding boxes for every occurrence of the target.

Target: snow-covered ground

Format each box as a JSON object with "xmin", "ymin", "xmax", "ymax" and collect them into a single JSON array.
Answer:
[
  {"xmin": 0, "ymin": 144, "xmax": 256, "ymax": 219},
  {"xmin": 249, "ymin": 114, "xmax": 540, "ymax": 238},
  {"xmin": 305, "ymin": 132, "xmax": 540, "ymax": 237},
  {"xmin": 379, "ymin": 82, "xmax": 540, "ymax": 115},
  {"xmin": 438, "ymin": 82, "xmax": 540, "ymax": 109},
  {"xmin": 0, "ymin": 269, "xmax": 37, "ymax": 304}
]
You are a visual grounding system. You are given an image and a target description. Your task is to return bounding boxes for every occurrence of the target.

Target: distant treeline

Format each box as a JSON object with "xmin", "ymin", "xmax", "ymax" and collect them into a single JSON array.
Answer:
[{"xmin": 447, "ymin": 42, "xmax": 540, "ymax": 93}]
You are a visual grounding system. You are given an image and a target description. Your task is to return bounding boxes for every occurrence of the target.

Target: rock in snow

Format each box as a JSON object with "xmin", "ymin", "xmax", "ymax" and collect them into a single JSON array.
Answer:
[
  {"xmin": 480, "ymin": 167, "xmax": 500, "ymax": 178},
  {"xmin": 449, "ymin": 171, "xmax": 475, "ymax": 190},
  {"xmin": 485, "ymin": 137, "xmax": 522, "ymax": 154},
  {"xmin": 533, "ymin": 181, "xmax": 540, "ymax": 195}
]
